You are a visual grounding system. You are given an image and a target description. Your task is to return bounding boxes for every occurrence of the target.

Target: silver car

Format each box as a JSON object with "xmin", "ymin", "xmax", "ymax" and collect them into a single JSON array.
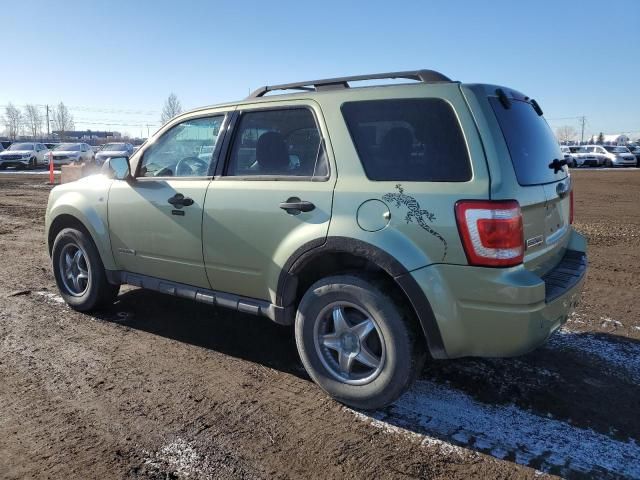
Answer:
[
  {"xmin": 49, "ymin": 143, "xmax": 95, "ymax": 166},
  {"xmin": 95, "ymin": 143, "xmax": 134, "ymax": 166},
  {"xmin": 601, "ymin": 145, "xmax": 637, "ymax": 167}
]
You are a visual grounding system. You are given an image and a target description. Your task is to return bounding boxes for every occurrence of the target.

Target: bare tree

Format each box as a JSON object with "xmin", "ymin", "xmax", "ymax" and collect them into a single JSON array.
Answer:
[
  {"xmin": 3, "ymin": 103, "xmax": 23, "ymax": 140},
  {"xmin": 555, "ymin": 125, "xmax": 577, "ymax": 144},
  {"xmin": 51, "ymin": 102, "xmax": 75, "ymax": 140},
  {"xmin": 160, "ymin": 93, "xmax": 182, "ymax": 124},
  {"xmin": 24, "ymin": 104, "xmax": 44, "ymax": 139}
]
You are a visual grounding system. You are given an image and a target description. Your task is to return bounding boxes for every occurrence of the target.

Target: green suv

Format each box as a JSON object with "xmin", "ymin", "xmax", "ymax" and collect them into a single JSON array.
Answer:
[{"xmin": 45, "ymin": 70, "xmax": 587, "ymax": 409}]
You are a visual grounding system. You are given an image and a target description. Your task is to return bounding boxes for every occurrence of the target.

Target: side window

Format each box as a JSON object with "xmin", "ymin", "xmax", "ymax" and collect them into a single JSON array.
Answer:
[
  {"xmin": 139, "ymin": 115, "xmax": 224, "ymax": 177},
  {"xmin": 225, "ymin": 108, "xmax": 328, "ymax": 178},
  {"xmin": 341, "ymin": 98, "xmax": 471, "ymax": 182}
]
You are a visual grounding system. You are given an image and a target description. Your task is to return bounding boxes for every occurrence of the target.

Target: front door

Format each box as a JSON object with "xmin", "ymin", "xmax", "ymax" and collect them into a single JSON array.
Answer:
[
  {"xmin": 203, "ymin": 104, "xmax": 336, "ymax": 302},
  {"xmin": 108, "ymin": 114, "xmax": 227, "ymax": 287}
]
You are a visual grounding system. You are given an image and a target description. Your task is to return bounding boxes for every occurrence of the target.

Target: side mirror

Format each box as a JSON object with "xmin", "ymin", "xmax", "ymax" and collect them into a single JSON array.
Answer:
[{"xmin": 102, "ymin": 156, "xmax": 132, "ymax": 181}]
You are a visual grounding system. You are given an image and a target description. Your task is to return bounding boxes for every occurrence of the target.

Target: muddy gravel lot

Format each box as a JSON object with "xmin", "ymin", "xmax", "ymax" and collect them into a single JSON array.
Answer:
[{"xmin": 0, "ymin": 170, "xmax": 639, "ymax": 479}]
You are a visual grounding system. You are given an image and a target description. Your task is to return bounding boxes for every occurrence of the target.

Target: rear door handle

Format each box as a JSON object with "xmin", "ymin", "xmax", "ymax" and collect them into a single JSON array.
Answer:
[
  {"xmin": 279, "ymin": 198, "xmax": 315, "ymax": 214},
  {"xmin": 168, "ymin": 193, "xmax": 194, "ymax": 208}
]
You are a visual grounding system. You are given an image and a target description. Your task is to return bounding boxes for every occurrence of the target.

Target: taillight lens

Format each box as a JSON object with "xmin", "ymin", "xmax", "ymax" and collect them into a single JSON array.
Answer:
[
  {"xmin": 455, "ymin": 200, "xmax": 524, "ymax": 267},
  {"xmin": 569, "ymin": 189, "xmax": 574, "ymax": 224}
]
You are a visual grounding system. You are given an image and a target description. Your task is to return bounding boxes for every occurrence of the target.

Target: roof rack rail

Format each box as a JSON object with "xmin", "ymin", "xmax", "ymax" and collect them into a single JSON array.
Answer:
[{"xmin": 247, "ymin": 69, "xmax": 452, "ymax": 99}]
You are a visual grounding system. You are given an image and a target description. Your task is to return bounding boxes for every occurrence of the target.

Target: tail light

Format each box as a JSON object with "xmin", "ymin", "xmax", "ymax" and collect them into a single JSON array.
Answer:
[
  {"xmin": 569, "ymin": 189, "xmax": 574, "ymax": 224},
  {"xmin": 455, "ymin": 200, "xmax": 524, "ymax": 267}
]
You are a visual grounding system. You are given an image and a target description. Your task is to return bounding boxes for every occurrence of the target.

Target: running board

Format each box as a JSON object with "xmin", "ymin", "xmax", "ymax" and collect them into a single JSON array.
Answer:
[{"xmin": 106, "ymin": 270, "xmax": 291, "ymax": 325}]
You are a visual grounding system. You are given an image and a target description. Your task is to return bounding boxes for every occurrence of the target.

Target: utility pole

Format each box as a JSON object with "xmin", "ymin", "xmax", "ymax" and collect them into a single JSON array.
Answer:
[
  {"xmin": 579, "ymin": 116, "xmax": 586, "ymax": 144},
  {"xmin": 45, "ymin": 105, "xmax": 50, "ymax": 137}
]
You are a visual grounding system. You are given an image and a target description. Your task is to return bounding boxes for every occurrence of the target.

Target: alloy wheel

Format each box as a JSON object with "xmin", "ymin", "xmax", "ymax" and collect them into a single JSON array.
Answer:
[
  {"xmin": 313, "ymin": 301, "xmax": 386, "ymax": 385},
  {"xmin": 58, "ymin": 243, "xmax": 91, "ymax": 296}
]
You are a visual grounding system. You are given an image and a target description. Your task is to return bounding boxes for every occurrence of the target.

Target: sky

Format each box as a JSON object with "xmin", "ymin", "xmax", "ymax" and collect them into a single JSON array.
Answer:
[{"xmin": 1, "ymin": 0, "xmax": 638, "ymax": 140}]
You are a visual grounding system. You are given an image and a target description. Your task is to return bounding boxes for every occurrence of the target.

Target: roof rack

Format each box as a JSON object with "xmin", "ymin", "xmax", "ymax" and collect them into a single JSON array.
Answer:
[{"xmin": 247, "ymin": 69, "xmax": 452, "ymax": 99}]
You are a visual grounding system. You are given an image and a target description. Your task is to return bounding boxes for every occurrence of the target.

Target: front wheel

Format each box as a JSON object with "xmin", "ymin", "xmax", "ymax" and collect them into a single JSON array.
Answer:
[
  {"xmin": 52, "ymin": 227, "xmax": 119, "ymax": 311},
  {"xmin": 295, "ymin": 275, "xmax": 425, "ymax": 410}
]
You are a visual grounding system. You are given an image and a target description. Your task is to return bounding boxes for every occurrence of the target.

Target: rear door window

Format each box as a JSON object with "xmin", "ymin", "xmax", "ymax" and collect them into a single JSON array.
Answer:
[
  {"xmin": 489, "ymin": 97, "xmax": 567, "ymax": 186},
  {"xmin": 225, "ymin": 108, "xmax": 328, "ymax": 178},
  {"xmin": 341, "ymin": 98, "xmax": 471, "ymax": 182}
]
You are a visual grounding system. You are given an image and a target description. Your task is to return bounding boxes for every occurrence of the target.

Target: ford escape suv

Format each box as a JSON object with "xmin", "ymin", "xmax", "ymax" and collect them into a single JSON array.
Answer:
[{"xmin": 45, "ymin": 70, "xmax": 587, "ymax": 409}]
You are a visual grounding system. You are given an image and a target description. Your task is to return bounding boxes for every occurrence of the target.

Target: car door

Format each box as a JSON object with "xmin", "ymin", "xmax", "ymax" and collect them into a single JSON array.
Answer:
[
  {"xmin": 108, "ymin": 112, "xmax": 229, "ymax": 288},
  {"xmin": 203, "ymin": 102, "xmax": 336, "ymax": 302}
]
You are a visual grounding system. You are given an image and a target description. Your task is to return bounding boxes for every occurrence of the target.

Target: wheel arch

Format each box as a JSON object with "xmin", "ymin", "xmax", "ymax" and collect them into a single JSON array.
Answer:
[
  {"xmin": 47, "ymin": 208, "xmax": 117, "ymax": 271},
  {"xmin": 277, "ymin": 236, "xmax": 448, "ymax": 359}
]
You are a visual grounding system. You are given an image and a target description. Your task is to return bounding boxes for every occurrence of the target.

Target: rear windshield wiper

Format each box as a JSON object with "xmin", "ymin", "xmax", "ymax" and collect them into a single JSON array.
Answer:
[{"xmin": 548, "ymin": 158, "xmax": 567, "ymax": 173}]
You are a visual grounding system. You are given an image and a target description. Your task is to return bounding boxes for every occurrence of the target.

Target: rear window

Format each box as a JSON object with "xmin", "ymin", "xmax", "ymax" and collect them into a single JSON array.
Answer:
[
  {"xmin": 489, "ymin": 97, "xmax": 567, "ymax": 186},
  {"xmin": 341, "ymin": 98, "xmax": 471, "ymax": 182}
]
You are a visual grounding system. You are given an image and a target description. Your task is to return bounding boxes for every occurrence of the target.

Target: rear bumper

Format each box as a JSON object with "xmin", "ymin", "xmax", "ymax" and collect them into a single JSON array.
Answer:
[{"xmin": 411, "ymin": 230, "xmax": 587, "ymax": 359}]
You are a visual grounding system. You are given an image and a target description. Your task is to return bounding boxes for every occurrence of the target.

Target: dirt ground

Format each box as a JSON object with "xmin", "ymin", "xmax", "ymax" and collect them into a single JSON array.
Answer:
[{"xmin": 0, "ymin": 170, "xmax": 639, "ymax": 479}]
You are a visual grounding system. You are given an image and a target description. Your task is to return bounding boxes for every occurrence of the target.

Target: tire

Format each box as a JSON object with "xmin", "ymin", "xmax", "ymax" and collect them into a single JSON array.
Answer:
[
  {"xmin": 295, "ymin": 274, "xmax": 426, "ymax": 410},
  {"xmin": 51, "ymin": 227, "xmax": 119, "ymax": 311},
  {"xmin": 29, "ymin": 157, "xmax": 36, "ymax": 169},
  {"xmin": 605, "ymin": 159, "xmax": 613, "ymax": 168}
]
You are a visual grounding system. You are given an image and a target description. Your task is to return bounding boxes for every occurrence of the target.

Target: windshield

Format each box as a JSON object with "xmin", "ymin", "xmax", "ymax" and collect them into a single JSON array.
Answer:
[
  {"xmin": 9, "ymin": 143, "xmax": 34, "ymax": 151},
  {"xmin": 489, "ymin": 97, "xmax": 567, "ymax": 186},
  {"xmin": 604, "ymin": 146, "xmax": 629, "ymax": 153},
  {"xmin": 54, "ymin": 143, "xmax": 81, "ymax": 151},
  {"xmin": 102, "ymin": 143, "xmax": 126, "ymax": 151}
]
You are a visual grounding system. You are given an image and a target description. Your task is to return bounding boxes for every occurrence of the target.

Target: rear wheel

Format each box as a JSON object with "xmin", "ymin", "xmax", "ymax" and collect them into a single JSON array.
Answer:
[
  {"xmin": 295, "ymin": 275, "xmax": 425, "ymax": 410},
  {"xmin": 605, "ymin": 158, "xmax": 613, "ymax": 168},
  {"xmin": 52, "ymin": 227, "xmax": 119, "ymax": 311}
]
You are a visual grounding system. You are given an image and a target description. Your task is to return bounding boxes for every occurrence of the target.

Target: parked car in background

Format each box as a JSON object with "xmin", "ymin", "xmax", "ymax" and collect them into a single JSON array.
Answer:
[
  {"xmin": 197, "ymin": 145, "xmax": 215, "ymax": 161},
  {"xmin": 50, "ymin": 143, "xmax": 95, "ymax": 166},
  {"xmin": 627, "ymin": 145, "xmax": 640, "ymax": 164},
  {"xmin": 601, "ymin": 145, "xmax": 637, "ymax": 167},
  {"xmin": 567, "ymin": 146, "xmax": 589, "ymax": 167},
  {"xmin": 579, "ymin": 146, "xmax": 606, "ymax": 167},
  {"xmin": 560, "ymin": 146, "xmax": 581, "ymax": 167},
  {"xmin": 45, "ymin": 69, "xmax": 586, "ymax": 409},
  {"xmin": 94, "ymin": 142, "xmax": 134, "ymax": 166},
  {"xmin": 0, "ymin": 142, "xmax": 49, "ymax": 169}
]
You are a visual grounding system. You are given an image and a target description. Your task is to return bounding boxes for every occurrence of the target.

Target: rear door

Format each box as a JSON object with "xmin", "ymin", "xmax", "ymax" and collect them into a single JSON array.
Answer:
[
  {"xmin": 202, "ymin": 102, "xmax": 335, "ymax": 302},
  {"xmin": 482, "ymin": 89, "xmax": 571, "ymax": 274}
]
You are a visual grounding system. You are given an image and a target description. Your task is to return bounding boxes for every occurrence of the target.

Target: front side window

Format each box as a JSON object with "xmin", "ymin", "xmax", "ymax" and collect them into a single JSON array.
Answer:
[
  {"xmin": 139, "ymin": 115, "xmax": 224, "ymax": 177},
  {"xmin": 342, "ymin": 98, "xmax": 471, "ymax": 182},
  {"xmin": 225, "ymin": 108, "xmax": 327, "ymax": 178}
]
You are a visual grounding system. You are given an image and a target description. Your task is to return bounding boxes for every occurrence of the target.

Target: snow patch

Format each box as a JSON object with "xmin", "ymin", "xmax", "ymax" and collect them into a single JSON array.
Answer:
[
  {"xmin": 143, "ymin": 438, "xmax": 210, "ymax": 478},
  {"xmin": 548, "ymin": 328, "xmax": 640, "ymax": 384},
  {"xmin": 351, "ymin": 380, "xmax": 640, "ymax": 478},
  {"xmin": 35, "ymin": 291, "xmax": 65, "ymax": 304}
]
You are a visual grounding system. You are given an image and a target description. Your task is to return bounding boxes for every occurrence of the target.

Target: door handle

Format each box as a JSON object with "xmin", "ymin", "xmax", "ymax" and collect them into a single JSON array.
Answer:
[
  {"xmin": 279, "ymin": 197, "xmax": 315, "ymax": 214},
  {"xmin": 168, "ymin": 193, "xmax": 194, "ymax": 208}
]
